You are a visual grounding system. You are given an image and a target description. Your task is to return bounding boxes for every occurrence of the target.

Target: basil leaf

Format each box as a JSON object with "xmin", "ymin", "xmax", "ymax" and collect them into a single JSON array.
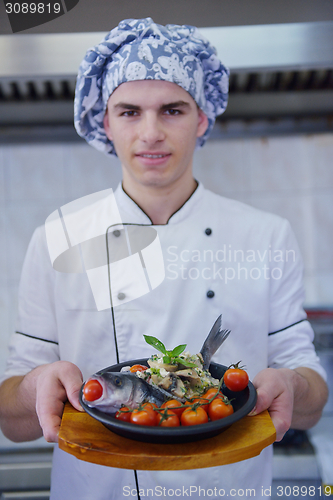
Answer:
[
  {"xmin": 171, "ymin": 344, "xmax": 187, "ymax": 357},
  {"xmin": 163, "ymin": 355, "xmax": 171, "ymax": 364},
  {"xmin": 143, "ymin": 335, "xmax": 167, "ymax": 355},
  {"xmin": 173, "ymin": 357, "xmax": 197, "ymax": 368}
]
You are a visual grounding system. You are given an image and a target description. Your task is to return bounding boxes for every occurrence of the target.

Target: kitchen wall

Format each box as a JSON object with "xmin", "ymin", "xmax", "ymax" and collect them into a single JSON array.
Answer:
[{"xmin": 0, "ymin": 133, "xmax": 333, "ymax": 377}]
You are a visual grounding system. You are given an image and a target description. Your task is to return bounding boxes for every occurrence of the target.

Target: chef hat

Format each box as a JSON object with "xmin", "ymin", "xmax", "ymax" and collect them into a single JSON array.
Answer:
[{"xmin": 74, "ymin": 17, "xmax": 229, "ymax": 156}]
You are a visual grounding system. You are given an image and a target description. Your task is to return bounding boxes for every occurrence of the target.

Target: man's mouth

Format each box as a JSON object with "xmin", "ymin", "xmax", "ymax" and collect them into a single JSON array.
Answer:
[{"xmin": 138, "ymin": 154, "xmax": 169, "ymax": 159}]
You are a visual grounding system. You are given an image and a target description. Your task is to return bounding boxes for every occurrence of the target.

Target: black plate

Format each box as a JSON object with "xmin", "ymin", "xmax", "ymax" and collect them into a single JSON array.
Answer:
[{"xmin": 79, "ymin": 358, "xmax": 257, "ymax": 444}]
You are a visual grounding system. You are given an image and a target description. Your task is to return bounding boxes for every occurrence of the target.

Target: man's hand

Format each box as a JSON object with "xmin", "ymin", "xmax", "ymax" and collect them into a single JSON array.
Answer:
[
  {"xmin": 35, "ymin": 361, "xmax": 84, "ymax": 442},
  {"xmin": 249, "ymin": 367, "xmax": 328, "ymax": 441},
  {"xmin": 0, "ymin": 361, "xmax": 83, "ymax": 443},
  {"xmin": 249, "ymin": 368, "xmax": 295, "ymax": 441}
]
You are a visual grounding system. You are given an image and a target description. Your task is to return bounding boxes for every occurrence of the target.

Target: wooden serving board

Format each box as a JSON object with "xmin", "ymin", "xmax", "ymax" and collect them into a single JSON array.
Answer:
[{"xmin": 58, "ymin": 403, "xmax": 276, "ymax": 470}]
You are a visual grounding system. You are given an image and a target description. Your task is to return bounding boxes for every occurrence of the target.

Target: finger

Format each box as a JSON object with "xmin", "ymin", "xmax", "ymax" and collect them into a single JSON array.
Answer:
[
  {"xmin": 66, "ymin": 385, "xmax": 84, "ymax": 412},
  {"xmin": 40, "ymin": 413, "xmax": 62, "ymax": 443},
  {"xmin": 58, "ymin": 369, "xmax": 84, "ymax": 412},
  {"xmin": 268, "ymin": 391, "xmax": 293, "ymax": 442},
  {"xmin": 248, "ymin": 386, "xmax": 275, "ymax": 416},
  {"xmin": 36, "ymin": 395, "xmax": 65, "ymax": 443},
  {"xmin": 249, "ymin": 383, "xmax": 293, "ymax": 440}
]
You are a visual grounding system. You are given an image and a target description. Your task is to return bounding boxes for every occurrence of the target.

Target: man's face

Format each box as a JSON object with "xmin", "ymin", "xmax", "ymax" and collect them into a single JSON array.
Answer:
[{"xmin": 103, "ymin": 80, "xmax": 208, "ymax": 191}]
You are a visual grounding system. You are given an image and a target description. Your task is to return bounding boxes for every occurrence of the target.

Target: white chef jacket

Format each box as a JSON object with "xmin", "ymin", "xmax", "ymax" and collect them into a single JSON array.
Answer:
[{"xmin": 2, "ymin": 182, "xmax": 326, "ymax": 500}]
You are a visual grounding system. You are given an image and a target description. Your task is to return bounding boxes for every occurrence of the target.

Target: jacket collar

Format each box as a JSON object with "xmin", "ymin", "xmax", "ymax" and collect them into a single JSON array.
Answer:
[{"xmin": 114, "ymin": 182, "xmax": 204, "ymax": 225}]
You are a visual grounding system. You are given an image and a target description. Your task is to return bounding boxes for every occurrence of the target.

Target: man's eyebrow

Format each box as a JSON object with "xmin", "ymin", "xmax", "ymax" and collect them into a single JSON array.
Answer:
[
  {"xmin": 160, "ymin": 101, "xmax": 190, "ymax": 110},
  {"xmin": 111, "ymin": 101, "xmax": 191, "ymax": 111},
  {"xmin": 112, "ymin": 103, "xmax": 141, "ymax": 111}
]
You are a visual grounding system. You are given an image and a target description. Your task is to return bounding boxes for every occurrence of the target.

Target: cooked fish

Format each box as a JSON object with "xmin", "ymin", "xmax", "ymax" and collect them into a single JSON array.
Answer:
[
  {"xmin": 82, "ymin": 314, "xmax": 230, "ymax": 413},
  {"xmin": 82, "ymin": 371, "xmax": 171, "ymax": 414}
]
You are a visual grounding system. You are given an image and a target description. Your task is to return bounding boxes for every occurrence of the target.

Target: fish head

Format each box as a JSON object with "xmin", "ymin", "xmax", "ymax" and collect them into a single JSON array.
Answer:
[{"xmin": 82, "ymin": 371, "xmax": 135, "ymax": 414}]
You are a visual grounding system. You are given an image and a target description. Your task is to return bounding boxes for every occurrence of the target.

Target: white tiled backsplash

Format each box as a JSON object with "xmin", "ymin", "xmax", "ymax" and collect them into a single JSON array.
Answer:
[{"xmin": 0, "ymin": 134, "xmax": 333, "ymax": 378}]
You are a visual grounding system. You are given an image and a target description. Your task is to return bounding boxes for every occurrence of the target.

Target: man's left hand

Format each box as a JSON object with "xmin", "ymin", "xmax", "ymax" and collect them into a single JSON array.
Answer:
[{"xmin": 249, "ymin": 367, "xmax": 328, "ymax": 441}]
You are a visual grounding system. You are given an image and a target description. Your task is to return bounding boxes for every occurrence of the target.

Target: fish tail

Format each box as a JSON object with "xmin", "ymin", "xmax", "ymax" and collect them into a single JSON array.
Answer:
[{"xmin": 200, "ymin": 315, "xmax": 230, "ymax": 369}]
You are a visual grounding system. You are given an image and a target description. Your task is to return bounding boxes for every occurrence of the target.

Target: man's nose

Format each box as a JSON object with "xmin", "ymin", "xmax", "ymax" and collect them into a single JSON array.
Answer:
[{"xmin": 139, "ymin": 112, "xmax": 165, "ymax": 144}]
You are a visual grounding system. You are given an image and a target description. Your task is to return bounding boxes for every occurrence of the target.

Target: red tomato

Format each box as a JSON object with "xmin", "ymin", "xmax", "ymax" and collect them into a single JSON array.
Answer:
[
  {"xmin": 130, "ymin": 364, "xmax": 148, "ymax": 373},
  {"xmin": 208, "ymin": 398, "xmax": 234, "ymax": 421},
  {"xmin": 224, "ymin": 368, "xmax": 249, "ymax": 392},
  {"xmin": 189, "ymin": 397, "xmax": 210, "ymax": 413},
  {"xmin": 115, "ymin": 406, "xmax": 131, "ymax": 422},
  {"xmin": 83, "ymin": 379, "xmax": 103, "ymax": 401},
  {"xmin": 156, "ymin": 409, "xmax": 180, "ymax": 427},
  {"xmin": 161, "ymin": 399, "xmax": 186, "ymax": 418},
  {"xmin": 130, "ymin": 408, "xmax": 157, "ymax": 426},
  {"xmin": 203, "ymin": 388, "xmax": 223, "ymax": 401},
  {"xmin": 181, "ymin": 406, "xmax": 209, "ymax": 426},
  {"xmin": 141, "ymin": 402, "xmax": 158, "ymax": 411}
]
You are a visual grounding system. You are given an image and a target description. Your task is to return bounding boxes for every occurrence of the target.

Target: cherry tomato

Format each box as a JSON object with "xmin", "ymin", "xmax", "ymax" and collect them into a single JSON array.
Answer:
[
  {"xmin": 130, "ymin": 408, "xmax": 157, "ymax": 426},
  {"xmin": 181, "ymin": 406, "xmax": 209, "ymax": 426},
  {"xmin": 141, "ymin": 402, "xmax": 158, "ymax": 411},
  {"xmin": 156, "ymin": 409, "xmax": 180, "ymax": 427},
  {"xmin": 115, "ymin": 406, "xmax": 131, "ymax": 422},
  {"xmin": 224, "ymin": 368, "xmax": 249, "ymax": 392},
  {"xmin": 208, "ymin": 398, "xmax": 234, "ymax": 421},
  {"xmin": 161, "ymin": 399, "xmax": 186, "ymax": 418},
  {"xmin": 130, "ymin": 364, "xmax": 148, "ymax": 373},
  {"xmin": 189, "ymin": 397, "xmax": 210, "ymax": 413},
  {"xmin": 203, "ymin": 388, "xmax": 223, "ymax": 401},
  {"xmin": 83, "ymin": 379, "xmax": 103, "ymax": 401}
]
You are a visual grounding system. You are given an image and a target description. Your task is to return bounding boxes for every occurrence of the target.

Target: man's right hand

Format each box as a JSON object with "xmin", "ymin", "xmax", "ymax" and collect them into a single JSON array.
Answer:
[{"xmin": 0, "ymin": 361, "xmax": 83, "ymax": 443}]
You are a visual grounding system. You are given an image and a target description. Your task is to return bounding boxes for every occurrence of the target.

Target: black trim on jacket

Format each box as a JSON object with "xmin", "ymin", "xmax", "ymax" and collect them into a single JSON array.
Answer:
[
  {"xmin": 15, "ymin": 331, "xmax": 59, "ymax": 345},
  {"xmin": 268, "ymin": 319, "xmax": 307, "ymax": 336}
]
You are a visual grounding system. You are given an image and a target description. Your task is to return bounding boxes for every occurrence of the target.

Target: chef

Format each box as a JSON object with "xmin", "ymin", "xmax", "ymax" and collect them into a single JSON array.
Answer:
[{"xmin": 0, "ymin": 18, "xmax": 328, "ymax": 500}]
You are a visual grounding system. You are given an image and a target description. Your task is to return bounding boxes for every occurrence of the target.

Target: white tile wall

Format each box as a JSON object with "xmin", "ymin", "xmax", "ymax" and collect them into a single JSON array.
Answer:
[
  {"xmin": 64, "ymin": 143, "xmax": 122, "ymax": 201},
  {"xmin": 193, "ymin": 139, "xmax": 251, "ymax": 196},
  {"xmin": 0, "ymin": 286, "xmax": 10, "ymax": 369},
  {"xmin": 6, "ymin": 145, "xmax": 66, "ymax": 202},
  {"xmin": 247, "ymin": 135, "xmax": 312, "ymax": 192},
  {"xmin": 316, "ymin": 271, "xmax": 333, "ymax": 306},
  {"xmin": 0, "ymin": 134, "xmax": 332, "ymax": 380},
  {"xmin": 308, "ymin": 135, "xmax": 333, "ymax": 190},
  {"xmin": 312, "ymin": 192, "xmax": 333, "ymax": 272},
  {"xmin": 0, "ymin": 150, "xmax": 6, "ymax": 288},
  {"xmin": 302, "ymin": 271, "xmax": 333, "ymax": 308},
  {"xmin": 5, "ymin": 202, "xmax": 66, "ymax": 282},
  {"xmin": 0, "ymin": 147, "xmax": 5, "ymax": 202},
  {"xmin": 0, "ymin": 209, "xmax": 7, "ymax": 287}
]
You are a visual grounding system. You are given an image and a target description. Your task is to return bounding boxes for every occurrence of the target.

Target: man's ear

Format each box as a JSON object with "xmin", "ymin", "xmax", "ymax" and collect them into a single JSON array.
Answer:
[
  {"xmin": 103, "ymin": 111, "xmax": 113, "ymax": 141},
  {"xmin": 196, "ymin": 109, "xmax": 209, "ymax": 139}
]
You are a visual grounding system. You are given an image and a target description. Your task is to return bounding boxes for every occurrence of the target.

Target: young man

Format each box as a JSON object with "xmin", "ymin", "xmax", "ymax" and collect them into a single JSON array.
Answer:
[{"xmin": 0, "ymin": 18, "xmax": 328, "ymax": 500}]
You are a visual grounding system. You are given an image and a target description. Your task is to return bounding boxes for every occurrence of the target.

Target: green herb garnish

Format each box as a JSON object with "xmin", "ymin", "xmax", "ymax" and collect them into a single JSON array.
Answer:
[{"xmin": 144, "ymin": 335, "xmax": 197, "ymax": 368}]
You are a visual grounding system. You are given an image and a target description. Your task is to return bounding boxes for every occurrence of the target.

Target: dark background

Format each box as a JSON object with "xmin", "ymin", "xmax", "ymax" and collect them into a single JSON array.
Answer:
[{"xmin": 1, "ymin": 0, "xmax": 333, "ymax": 34}]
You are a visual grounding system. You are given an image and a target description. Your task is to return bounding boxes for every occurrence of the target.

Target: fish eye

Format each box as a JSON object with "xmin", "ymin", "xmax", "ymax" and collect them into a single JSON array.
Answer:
[{"xmin": 114, "ymin": 377, "xmax": 122, "ymax": 386}]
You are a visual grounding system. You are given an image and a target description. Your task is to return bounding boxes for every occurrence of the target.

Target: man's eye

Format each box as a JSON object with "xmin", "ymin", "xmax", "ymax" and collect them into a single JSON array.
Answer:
[
  {"xmin": 165, "ymin": 109, "xmax": 180, "ymax": 116},
  {"xmin": 122, "ymin": 110, "xmax": 138, "ymax": 117}
]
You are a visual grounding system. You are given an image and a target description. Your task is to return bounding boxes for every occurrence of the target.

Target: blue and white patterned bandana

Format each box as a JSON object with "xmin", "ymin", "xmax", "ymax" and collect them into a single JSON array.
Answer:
[{"xmin": 74, "ymin": 18, "xmax": 229, "ymax": 156}]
